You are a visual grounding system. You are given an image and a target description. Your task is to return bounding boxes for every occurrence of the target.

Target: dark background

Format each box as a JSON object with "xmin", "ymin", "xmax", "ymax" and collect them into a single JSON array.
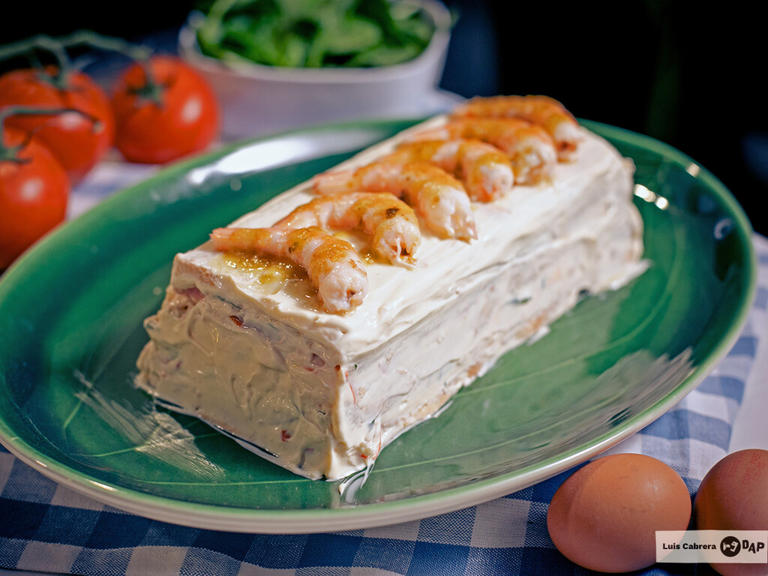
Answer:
[{"xmin": 2, "ymin": 1, "xmax": 765, "ymax": 235}]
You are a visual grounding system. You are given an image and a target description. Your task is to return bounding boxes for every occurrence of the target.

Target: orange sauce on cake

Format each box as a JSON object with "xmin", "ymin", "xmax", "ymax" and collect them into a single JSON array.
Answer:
[
  {"xmin": 222, "ymin": 251, "xmax": 320, "ymax": 310},
  {"xmin": 223, "ymin": 252, "xmax": 305, "ymax": 284}
]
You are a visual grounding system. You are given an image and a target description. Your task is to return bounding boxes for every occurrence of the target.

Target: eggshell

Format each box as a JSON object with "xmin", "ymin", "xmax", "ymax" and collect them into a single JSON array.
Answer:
[
  {"xmin": 694, "ymin": 449, "xmax": 768, "ymax": 576},
  {"xmin": 547, "ymin": 453, "xmax": 692, "ymax": 573}
]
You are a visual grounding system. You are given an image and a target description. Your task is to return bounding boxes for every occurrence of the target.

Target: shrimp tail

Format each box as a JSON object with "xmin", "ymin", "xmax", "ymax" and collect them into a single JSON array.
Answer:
[
  {"xmin": 312, "ymin": 170, "xmax": 356, "ymax": 196},
  {"xmin": 210, "ymin": 227, "xmax": 280, "ymax": 252}
]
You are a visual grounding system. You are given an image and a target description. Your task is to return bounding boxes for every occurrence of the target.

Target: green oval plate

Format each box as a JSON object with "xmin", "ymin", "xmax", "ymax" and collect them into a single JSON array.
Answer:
[{"xmin": 0, "ymin": 120, "xmax": 756, "ymax": 533}]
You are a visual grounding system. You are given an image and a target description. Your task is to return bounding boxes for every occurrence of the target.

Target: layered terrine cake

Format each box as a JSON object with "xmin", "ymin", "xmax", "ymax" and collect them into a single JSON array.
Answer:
[{"xmin": 136, "ymin": 96, "xmax": 646, "ymax": 480}]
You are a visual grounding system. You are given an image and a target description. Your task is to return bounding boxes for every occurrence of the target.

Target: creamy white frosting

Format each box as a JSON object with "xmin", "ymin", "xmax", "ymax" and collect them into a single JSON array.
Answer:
[{"xmin": 136, "ymin": 118, "xmax": 645, "ymax": 480}]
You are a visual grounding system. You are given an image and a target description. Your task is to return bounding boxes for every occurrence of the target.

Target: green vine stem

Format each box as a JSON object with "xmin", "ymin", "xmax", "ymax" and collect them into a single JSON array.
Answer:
[
  {"xmin": 0, "ymin": 30, "xmax": 158, "ymax": 99},
  {"xmin": 0, "ymin": 106, "xmax": 101, "ymax": 163},
  {"xmin": 0, "ymin": 35, "xmax": 73, "ymax": 88}
]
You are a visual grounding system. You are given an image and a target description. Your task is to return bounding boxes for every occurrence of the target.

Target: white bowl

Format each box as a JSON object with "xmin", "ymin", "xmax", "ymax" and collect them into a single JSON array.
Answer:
[{"xmin": 178, "ymin": 0, "xmax": 453, "ymax": 139}]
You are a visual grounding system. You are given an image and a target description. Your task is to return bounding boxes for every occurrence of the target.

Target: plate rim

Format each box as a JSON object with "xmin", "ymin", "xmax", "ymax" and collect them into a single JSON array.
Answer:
[{"xmin": 0, "ymin": 119, "xmax": 758, "ymax": 533}]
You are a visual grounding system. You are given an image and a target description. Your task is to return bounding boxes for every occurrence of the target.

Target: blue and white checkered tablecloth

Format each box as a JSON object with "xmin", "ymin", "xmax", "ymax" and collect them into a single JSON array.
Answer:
[{"xmin": 1, "ymin": 159, "xmax": 767, "ymax": 576}]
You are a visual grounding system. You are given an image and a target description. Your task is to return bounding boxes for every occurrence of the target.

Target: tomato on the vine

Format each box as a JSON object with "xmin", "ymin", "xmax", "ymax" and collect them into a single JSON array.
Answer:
[
  {"xmin": 0, "ymin": 125, "xmax": 69, "ymax": 269},
  {"xmin": 0, "ymin": 68, "xmax": 114, "ymax": 184},
  {"xmin": 111, "ymin": 56, "xmax": 219, "ymax": 164}
]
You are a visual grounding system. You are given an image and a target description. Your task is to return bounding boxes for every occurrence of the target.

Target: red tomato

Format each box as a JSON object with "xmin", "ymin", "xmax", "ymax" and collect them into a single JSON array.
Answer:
[
  {"xmin": 0, "ymin": 127, "xmax": 69, "ymax": 269},
  {"xmin": 0, "ymin": 68, "xmax": 114, "ymax": 184},
  {"xmin": 111, "ymin": 56, "xmax": 219, "ymax": 164}
]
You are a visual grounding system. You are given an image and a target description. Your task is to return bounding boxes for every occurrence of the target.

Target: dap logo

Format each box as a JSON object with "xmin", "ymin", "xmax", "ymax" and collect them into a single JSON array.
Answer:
[
  {"xmin": 720, "ymin": 536, "xmax": 741, "ymax": 557},
  {"xmin": 720, "ymin": 535, "xmax": 765, "ymax": 558}
]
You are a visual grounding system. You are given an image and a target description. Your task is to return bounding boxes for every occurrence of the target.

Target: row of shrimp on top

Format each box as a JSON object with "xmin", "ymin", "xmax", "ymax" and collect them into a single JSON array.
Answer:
[{"xmin": 210, "ymin": 95, "xmax": 582, "ymax": 314}]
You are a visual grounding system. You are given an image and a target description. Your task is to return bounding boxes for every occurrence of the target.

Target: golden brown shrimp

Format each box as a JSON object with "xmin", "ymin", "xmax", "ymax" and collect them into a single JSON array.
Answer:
[
  {"xmin": 275, "ymin": 192, "xmax": 420, "ymax": 265},
  {"xmin": 408, "ymin": 118, "xmax": 557, "ymax": 185},
  {"xmin": 453, "ymin": 95, "xmax": 581, "ymax": 158},
  {"xmin": 387, "ymin": 139, "xmax": 514, "ymax": 202},
  {"xmin": 210, "ymin": 226, "xmax": 367, "ymax": 314},
  {"xmin": 312, "ymin": 160, "xmax": 477, "ymax": 241}
]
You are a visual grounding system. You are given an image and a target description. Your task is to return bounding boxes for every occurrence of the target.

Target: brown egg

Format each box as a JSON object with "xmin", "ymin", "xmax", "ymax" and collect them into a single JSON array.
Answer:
[
  {"xmin": 547, "ymin": 453, "xmax": 692, "ymax": 573},
  {"xmin": 694, "ymin": 449, "xmax": 768, "ymax": 576}
]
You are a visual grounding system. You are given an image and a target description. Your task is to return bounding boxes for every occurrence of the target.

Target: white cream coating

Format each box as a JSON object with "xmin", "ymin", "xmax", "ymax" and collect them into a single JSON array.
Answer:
[{"xmin": 136, "ymin": 119, "xmax": 645, "ymax": 480}]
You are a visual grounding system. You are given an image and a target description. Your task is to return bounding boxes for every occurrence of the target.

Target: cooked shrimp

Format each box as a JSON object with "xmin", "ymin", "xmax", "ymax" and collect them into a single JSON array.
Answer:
[
  {"xmin": 312, "ymin": 160, "xmax": 477, "ymax": 241},
  {"xmin": 210, "ymin": 226, "xmax": 367, "ymax": 313},
  {"xmin": 408, "ymin": 118, "xmax": 557, "ymax": 185},
  {"xmin": 453, "ymin": 95, "xmax": 581, "ymax": 158},
  {"xmin": 387, "ymin": 139, "xmax": 514, "ymax": 202},
  {"xmin": 276, "ymin": 192, "xmax": 420, "ymax": 265}
]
